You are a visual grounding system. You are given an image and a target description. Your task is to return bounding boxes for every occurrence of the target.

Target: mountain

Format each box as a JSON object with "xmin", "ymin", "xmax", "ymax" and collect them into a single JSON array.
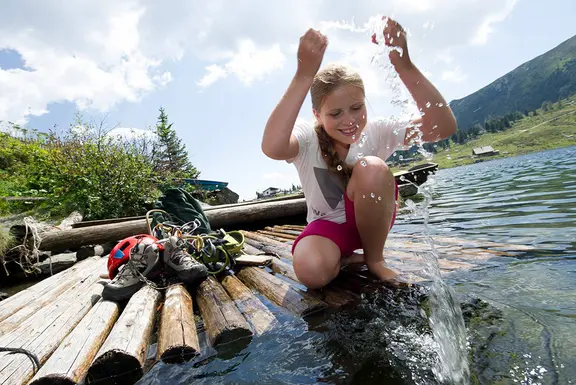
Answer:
[{"xmin": 450, "ymin": 34, "xmax": 576, "ymax": 130}]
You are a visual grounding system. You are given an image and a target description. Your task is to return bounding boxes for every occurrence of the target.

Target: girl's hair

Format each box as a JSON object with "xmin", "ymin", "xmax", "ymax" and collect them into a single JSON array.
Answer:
[{"xmin": 311, "ymin": 64, "xmax": 365, "ymax": 185}]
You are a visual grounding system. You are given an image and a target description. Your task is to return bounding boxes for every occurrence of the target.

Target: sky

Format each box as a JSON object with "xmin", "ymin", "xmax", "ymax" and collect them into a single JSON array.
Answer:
[{"xmin": 1, "ymin": 0, "xmax": 575, "ymax": 201}]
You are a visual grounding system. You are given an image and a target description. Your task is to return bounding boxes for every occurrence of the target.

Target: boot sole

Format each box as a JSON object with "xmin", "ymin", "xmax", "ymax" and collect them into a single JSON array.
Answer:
[
  {"xmin": 165, "ymin": 265, "xmax": 208, "ymax": 285},
  {"xmin": 102, "ymin": 281, "xmax": 145, "ymax": 302}
]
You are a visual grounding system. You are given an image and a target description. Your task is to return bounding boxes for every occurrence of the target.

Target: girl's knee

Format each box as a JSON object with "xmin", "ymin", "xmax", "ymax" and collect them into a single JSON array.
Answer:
[
  {"xmin": 349, "ymin": 156, "xmax": 394, "ymax": 194},
  {"xmin": 293, "ymin": 244, "xmax": 340, "ymax": 289}
]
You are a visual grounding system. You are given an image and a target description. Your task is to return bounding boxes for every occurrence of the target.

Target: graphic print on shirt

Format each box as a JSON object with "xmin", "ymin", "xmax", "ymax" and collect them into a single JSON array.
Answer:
[{"xmin": 313, "ymin": 167, "xmax": 345, "ymax": 210}]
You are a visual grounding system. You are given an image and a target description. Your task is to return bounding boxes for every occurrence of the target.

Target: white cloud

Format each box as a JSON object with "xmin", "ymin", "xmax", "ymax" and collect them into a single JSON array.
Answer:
[
  {"xmin": 197, "ymin": 40, "xmax": 285, "ymax": 87},
  {"xmin": 471, "ymin": 0, "xmax": 518, "ymax": 45},
  {"xmin": 441, "ymin": 67, "xmax": 467, "ymax": 83},
  {"xmin": 0, "ymin": 0, "xmax": 519, "ymax": 123}
]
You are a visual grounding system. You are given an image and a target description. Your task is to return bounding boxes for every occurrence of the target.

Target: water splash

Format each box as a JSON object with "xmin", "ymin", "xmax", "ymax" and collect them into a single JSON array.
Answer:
[
  {"xmin": 403, "ymin": 179, "xmax": 471, "ymax": 384},
  {"xmin": 367, "ymin": 15, "xmax": 471, "ymax": 384}
]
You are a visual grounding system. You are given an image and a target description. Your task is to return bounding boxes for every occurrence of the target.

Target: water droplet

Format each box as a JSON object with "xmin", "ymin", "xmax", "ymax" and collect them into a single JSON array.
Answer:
[
  {"xmin": 362, "ymin": 194, "xmax": 366, "ymax": 199},
  {"xmin": 358, "ymin": 132, "xmax": 368, "ymax": 147},
  {"xmin": 370, "ymin": 192, "xmax": 375, "ymax": 198},
  {"xmin": 439, "ymin": 102, "xmax": 444, "ymax": 107},
  {"xmin": 426, "ymin": 102, "xmax": 431, "ymax": 108},
  {"xmin": 337, "ymin": 165, "xmax": 343, "ymax": 171},
  {"xmin": 360, "ymin": 160, "xmax": 367, "ymax": 167},
  {"xmin": 352, "ymin": 134, "xmax": 356, "ymax": 140}
]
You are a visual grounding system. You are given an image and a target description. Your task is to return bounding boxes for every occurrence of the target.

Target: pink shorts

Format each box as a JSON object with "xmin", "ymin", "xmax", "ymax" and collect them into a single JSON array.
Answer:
[{"xmin": 292, "ymin": 184, "xmax": 399, "ymax": 257}]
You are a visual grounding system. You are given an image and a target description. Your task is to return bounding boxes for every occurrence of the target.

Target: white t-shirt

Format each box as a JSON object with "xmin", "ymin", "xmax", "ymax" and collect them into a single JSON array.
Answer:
[{"xmin": 287, "ymin": 118, "xmax": 410, "ymax": 224}]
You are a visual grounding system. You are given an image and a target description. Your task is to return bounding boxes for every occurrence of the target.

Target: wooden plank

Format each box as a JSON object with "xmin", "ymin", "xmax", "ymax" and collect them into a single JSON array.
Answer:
[
  {"xmin": 243, "ymin": 238, "xmax": 294, "ymax": 260},
  {"xmin": 0, "ymin": 276, "xmax": 106, "ymax": 385},
  {"xmin": 234, "ymin": 255, "xmax": 273, "ymax": 266},
  {"xmin": 255, "ymin": 230, "xmax": 295, "ymax": 242},
  {"xmin": 236, "ymin": 267, "xmax": 326, "ymax": 317},
  {"xmin": 194, "ymin": 277, "xmax": 253, "ymax": 346},
  {"xmin": 269, "ymin": 258, "xmax": 299, "ymax": 282},
  {"xmin": 267, "ymin": 259, "xmax": 359, "ymax": 308},
  {"xmin": 242, "ymin": 244, "xmax": 265, "ymax": 256},
  {"xmin": 264, "ymin": 227, "xmax": 301, "ymax": 237},
  {"xmin": 220, "ymin": 274, "xmax": 277, "ymax": 336},
  {"xmin": 85, "ymin": 285, "xmax": 161, "ymax": 385},
  {"xmin": 157, "ymin": 284, "xmax": 200, "ymax": 364},
  {"xmin": 28, "ymin": 299, "xmax": 120, "ymax": 385},
  {"xmin": 241, "ymin": 231, "xmax": 287, "ymax": 246},
  {"xmin": 0, "ymin": 259, "xmax": 103, "ymax": 336},
  {"xmin": 0, "ymin": 257, "xmax": 102, "ymax": 323}
]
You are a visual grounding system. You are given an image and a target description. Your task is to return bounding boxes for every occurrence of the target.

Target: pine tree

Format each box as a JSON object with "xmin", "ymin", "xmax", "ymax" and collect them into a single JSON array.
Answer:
[{"xmin": 153, "ymin": 107, "xmax": 199, "ymax": 179}]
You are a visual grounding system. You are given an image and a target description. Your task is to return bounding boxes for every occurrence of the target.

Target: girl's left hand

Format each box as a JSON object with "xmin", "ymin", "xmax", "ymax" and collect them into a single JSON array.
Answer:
[{"xmin": 382, "ymin": 17, "xmax": 413, "ymax": 72}]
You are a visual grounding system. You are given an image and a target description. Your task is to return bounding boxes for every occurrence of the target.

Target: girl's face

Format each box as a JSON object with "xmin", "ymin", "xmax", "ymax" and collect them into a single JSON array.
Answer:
[{"xmin": 313, "ymin": 84, "xmax": 367, "ymax": 147}]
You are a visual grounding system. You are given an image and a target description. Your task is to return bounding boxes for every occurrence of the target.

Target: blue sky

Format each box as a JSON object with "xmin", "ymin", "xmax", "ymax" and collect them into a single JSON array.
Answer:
[{"xmin": 1, "ymin": 0, "xmax": 575, "ymax": 201}]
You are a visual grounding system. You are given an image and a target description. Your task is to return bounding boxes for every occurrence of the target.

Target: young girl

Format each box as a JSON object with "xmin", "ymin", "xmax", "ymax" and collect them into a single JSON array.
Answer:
[{"xmin": 261, "ymin": 18, "xmax": 457, "ymax": 289}]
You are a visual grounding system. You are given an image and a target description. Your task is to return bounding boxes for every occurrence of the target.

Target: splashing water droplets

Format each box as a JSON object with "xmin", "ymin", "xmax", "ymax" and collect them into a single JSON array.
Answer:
[
  {"xmin": 360, "ymin": 160, "xmax": 367, "ymax": 167},
  {"xmin": 378, "ymin": 196, "xmax": 382, "ymax": 201},
  {"xmin": 358, "ymin": 132, "xmax": 368, "ymax": 147},
  {"xmin": 337, "ymin": 165, "xmax": 343, "ymax": 171},
  {"xmin": 426, "ymin": 102, "xmax": 432, "ymax": 108},
  {"xmin": 370, "ymin": 192, "xmax": 375, "ymax": 198}
]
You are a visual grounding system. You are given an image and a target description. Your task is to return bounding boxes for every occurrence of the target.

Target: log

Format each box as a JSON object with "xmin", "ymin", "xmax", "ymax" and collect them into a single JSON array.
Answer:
[
  {"xmin": 194, "ymin": 276, "xmax": 253, "ymax": 346},
  {"xmin": 157, "ymin": 284, "xmax": 200, "ymax": 364},
  {"xmin": 242, "ymin": 243, "xmax": 265, "ymax": 256},
  {"xmin": 32, "ymin": 199, "xmax": 307, "ymax": 252},
  {"xmin": 28, "ymin": 299, "xmax": 120, "ymax": 385},
  {"xmin": 0, "ymin": 256, "xmax": 103, "ymax": 324},
  {"xmin": 243, "ymin": 239, "xmax": 293, "ymax": 260},
  {"xmin": 242, "ymin": 237, "xmax": 293, "ymax": 260},
  {"xmin": 0, "ymin": 259, "xmax": 103, "ymax": 336},
  {"xmin": 257, "ymin": 230, "xmax": 297, "ymax": 241},
  {"xmin": 34, "ymin": 220, "xmax": 150, "ymax": 253},
  {"xmin": 206, "ymin": 198, "xmax": 307, "ymax": 228},
  {"xmin": 267, "ymin": 259, "xmax": 358, "ymax": 308},
  {"xmin": 0, "ymin": 277, "xmax": 105, "ymax": 385},
  {"xmin": 76, "ymin": 242, "xmax": 115, "ymax": 261},
  {"xmin": 274, "ymin": 225, "xmax": 305, "ymax": 232},
  {"xmin": 34, "ymin": 252, "xmax": 77, "ymax": 276},
  {"xmin": 264, "ymin": 227, "xmax": 301, "ymax": 237},
  {"xmin": 269, "ymin": 258, "xmax": 299, "ymax": 282},
  {"xmin": 236, "ymin": 267, "xmax": 326, "ymax": 317},
  {"xmin": 241, "ymin": 230, "xmax": 290, "ymax": 246},
  {"xmin": 86, "ymin": 285, "xmax": 161, "ymax": 385},
  {"xmin": 220, "ymin": 274, "xmax": 277, "ymax": 336}
]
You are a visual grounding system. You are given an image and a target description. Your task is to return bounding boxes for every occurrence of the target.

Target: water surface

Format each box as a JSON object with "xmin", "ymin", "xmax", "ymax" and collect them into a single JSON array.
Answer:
[{"xmin": 138, "ymin": 146, "xmax": 575, "ymax": 385}]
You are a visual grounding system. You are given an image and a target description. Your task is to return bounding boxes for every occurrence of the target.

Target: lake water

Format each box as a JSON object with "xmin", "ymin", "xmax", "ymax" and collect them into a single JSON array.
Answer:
[{"xmin": 138, "ymin": 146, "xmax": 575, "ymax": 385}]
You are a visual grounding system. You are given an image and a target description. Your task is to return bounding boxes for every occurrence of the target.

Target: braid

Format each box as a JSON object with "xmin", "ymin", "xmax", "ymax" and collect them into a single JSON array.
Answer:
[{"xmin": 314, "ymin": 122, "xmax": 353, "ymax": 185}]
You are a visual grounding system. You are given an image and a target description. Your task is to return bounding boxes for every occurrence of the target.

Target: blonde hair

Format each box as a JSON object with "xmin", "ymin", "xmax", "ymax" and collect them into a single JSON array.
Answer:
[{"xmin": 311, "ymin": 64, "xmax": 365, "ymax": 185}]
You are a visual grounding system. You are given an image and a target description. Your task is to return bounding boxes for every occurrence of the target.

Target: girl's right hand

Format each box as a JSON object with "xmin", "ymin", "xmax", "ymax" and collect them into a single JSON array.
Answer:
[{"xmin": 296, "ymin": 28, "xmax": 328, "ymax": 78}]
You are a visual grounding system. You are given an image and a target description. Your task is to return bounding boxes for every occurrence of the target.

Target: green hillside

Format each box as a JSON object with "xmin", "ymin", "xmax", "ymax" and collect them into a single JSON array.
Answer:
[
  {"xmin": 432, "ymin": 95, "xmax": 576, "ymax": 170},
  {"xmin": 450, "ymin": 34, "xmax": 576, "ymax": 130}
]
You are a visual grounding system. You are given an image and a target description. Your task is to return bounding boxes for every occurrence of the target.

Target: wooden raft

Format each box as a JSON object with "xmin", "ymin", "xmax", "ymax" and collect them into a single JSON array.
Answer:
[{"xmin": 0, "ymin": 224, "xmax": 531, "ymax": 385}]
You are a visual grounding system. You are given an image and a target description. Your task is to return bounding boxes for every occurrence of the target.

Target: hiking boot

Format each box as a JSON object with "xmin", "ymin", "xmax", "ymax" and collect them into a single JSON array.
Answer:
[
  {"xmin": 163, "ymin": 236, "xmax": 208, "ymax": 284},
  {"xmin": 102, "ymin": 242, "xmax": 161, "ymax": 302}
]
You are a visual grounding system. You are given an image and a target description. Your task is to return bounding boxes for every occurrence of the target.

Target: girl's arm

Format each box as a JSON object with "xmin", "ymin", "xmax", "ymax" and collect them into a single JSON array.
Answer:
[
  {"xmin": 261, "ymin": 74, "xmax": 314, "ymax": 160},
  {"xmin": 398, "ymin": 64, "xmax": 457, "ymax": 145},
  {"xmin": 380, "ymin": 18, "xmax": 457, "ymax": 145},
  {"xmin": 261, "ymin": 28, "xmax": 328, "ymax": 161}
]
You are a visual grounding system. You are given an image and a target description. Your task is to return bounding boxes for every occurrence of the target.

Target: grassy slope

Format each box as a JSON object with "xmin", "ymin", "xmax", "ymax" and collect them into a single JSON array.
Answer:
[{"xmin": 422, "ymin": 95, "xmax": 576, "ymax": 170}]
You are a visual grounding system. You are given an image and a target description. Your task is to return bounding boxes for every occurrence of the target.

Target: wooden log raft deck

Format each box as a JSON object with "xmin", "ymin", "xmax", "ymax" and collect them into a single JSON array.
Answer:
[{"xmin": 0, "ymin": 223, "xmax": 531, "ymax": 385}]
